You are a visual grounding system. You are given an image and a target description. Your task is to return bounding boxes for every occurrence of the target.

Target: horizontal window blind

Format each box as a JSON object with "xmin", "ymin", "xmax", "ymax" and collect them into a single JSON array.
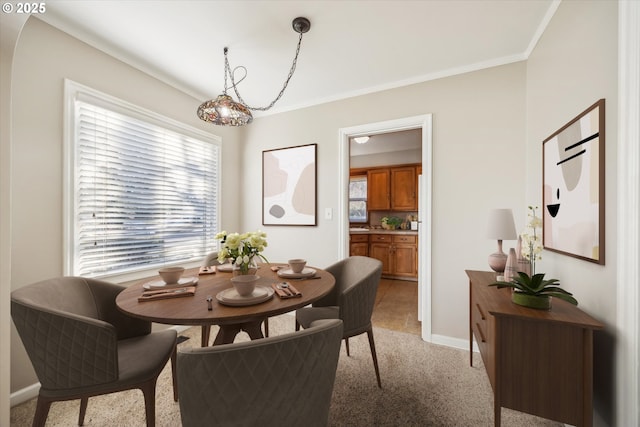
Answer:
[{"xmin": 69, "ymin": 89, "xmax": 219, "ymax": 278}]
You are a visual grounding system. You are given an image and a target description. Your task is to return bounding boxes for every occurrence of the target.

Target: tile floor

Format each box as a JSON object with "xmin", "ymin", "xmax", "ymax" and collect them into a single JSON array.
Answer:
[{"xmin": 371, "ymin": 278, "xmax": 421, "ymax": 336}]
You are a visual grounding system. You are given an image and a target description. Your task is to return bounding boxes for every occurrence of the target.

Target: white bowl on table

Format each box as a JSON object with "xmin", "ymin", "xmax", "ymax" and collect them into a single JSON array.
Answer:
[
  {"xmin": 287, "ymin": 259, "xmax": 307, "ymax": 274},
  {"xmin": 230, "ymin": 275, "xmax": 260, "ymax": 297},
  {"xmin": 158, "ymin": 267, "xmax": 185, "ymax": 284}
]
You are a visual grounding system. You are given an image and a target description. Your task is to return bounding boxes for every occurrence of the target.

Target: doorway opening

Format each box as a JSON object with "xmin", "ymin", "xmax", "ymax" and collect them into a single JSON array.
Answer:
[
  {"xmin": 372, "ymin": 278, "xmax": 421, "ymax": 336},
  {"xmin": 338, "ymin": 115, "xmax": 433, "ymax": 342}
]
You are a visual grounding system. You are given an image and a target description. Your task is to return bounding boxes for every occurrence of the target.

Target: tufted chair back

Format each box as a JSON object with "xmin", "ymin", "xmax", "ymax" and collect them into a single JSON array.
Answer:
[{"xmin": 177, "ymin": 319, "xmax": 343, "ymax": 427}]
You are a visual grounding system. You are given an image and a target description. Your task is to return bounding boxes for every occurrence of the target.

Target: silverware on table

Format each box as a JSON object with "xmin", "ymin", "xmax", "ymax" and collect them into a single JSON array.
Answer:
[{"xmin": 142, "ymin": 288, "xmax": 189, "ymax": 297}]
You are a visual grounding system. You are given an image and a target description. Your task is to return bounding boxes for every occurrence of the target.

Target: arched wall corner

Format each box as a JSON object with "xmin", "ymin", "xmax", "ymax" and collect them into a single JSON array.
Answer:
[{"xmin": 1, "ymin": 11, "xmax": 30, "ymax": 424}]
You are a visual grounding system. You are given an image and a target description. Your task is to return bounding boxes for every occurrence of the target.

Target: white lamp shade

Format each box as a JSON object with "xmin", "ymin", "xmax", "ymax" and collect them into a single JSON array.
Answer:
[{"xmin": 487, "ymin": 208, "xmax": 517, "ymax": 240}]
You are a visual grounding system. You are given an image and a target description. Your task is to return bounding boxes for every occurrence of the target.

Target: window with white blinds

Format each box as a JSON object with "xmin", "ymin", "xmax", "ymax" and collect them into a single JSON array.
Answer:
[{"xmin": 65, "ymin": 81, "xmax": 220, "ymax": 278}]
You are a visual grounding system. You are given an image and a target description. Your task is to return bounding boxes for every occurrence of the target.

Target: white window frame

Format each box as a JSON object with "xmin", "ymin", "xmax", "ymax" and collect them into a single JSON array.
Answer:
[
  {"xmin": 63, "ymin": 79, "xmax": 221, "ymax": 282},
  {"xmin": 349, "ymin": 174, "xmax": 368, "ymax": 223}
]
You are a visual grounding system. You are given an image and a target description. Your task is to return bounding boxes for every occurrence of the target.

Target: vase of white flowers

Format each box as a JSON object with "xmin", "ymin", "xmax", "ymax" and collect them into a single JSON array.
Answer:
[
  {"xmin": 215, "ymin": 230, "xmax": 269, "ymax": 276},
  {"xmin": 493, "ymin": 206, "xmax": 574, "ymax": 310},
  {"xmin": 520, "ymin": 206, "xmax": 542, "ymax": 275},
  {"xmin": 516, "ymin": 236, "xmax": 531, "ymax": 276}
]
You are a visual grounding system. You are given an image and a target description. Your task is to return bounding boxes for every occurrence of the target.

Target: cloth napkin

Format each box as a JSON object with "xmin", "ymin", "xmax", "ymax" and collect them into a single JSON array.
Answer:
[
  {"xmin": 199, "ymin": 266, "xmax": 217, "ymax": 275},
  {"xmin": 271, "ymin": 282, "xmax": 302, "ymax": 299}
]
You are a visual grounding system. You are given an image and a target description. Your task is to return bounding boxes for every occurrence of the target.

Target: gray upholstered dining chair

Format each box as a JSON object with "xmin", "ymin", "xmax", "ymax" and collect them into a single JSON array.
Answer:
[
  {"xmin": 177, "ymin": 318, "xmax": 343, "ymax": 427},
  {"xmin": 11, "ymin": 276, "xmax": 177, "ymax": 427},
  {"xmin": 296, "ymin": 255, "xmax": 383, "ymax": 388},
  {"xmin": 202, "ymin": 250, "xmax": 221, "ymax": 267}
]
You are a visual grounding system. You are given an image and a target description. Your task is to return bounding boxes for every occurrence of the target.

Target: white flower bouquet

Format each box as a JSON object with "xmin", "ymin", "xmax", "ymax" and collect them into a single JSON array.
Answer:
[
  {"xmin": 215, "ymin": 230, "xmax": 269, "ymax": 274},
  {"xmin": 520, "ymin": 206, "xmax": 542, "ymax": 274}
]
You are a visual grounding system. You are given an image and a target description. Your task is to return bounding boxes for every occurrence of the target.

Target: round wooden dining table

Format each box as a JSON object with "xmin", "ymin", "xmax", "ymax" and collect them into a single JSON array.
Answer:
[{"xmin": 116, "ymin": 264, "xmax": 335, "ymax": 346}]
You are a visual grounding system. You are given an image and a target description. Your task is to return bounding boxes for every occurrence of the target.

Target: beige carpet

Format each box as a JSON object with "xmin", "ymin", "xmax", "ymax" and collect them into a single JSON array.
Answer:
[{"xmin": 11, "ymin": 314, "xmax": 561, "ymax": 426}]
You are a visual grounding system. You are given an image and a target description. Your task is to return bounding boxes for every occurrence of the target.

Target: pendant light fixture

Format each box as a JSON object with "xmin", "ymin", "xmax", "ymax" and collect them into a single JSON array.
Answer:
[{"xmin": 197, "ymin": 17, "xmax": 311, "ymax": 126}]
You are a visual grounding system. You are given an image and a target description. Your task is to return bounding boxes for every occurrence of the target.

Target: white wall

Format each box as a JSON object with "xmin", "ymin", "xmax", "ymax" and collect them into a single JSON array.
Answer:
[
  {"xmin": 242, "ymin": 62, "xmax": 527, "ymax": 341},
  {"xmin": 9, "ymin": 17, "xmax": 244, "ymax": 393},
  {"xmin": 526, "ymin": 1, "xmax": 618, "ymax": 424}
]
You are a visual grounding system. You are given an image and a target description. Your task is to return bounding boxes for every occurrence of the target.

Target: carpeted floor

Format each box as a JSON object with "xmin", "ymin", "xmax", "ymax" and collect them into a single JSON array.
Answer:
[{"xmin": 10, "ymin": 314, "xmax": 562, "ymax": 426}]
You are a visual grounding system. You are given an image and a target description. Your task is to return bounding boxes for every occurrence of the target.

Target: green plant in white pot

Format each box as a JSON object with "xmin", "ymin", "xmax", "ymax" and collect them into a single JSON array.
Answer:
[
  {"xmin": 490, "ymin": 272, "xmax": 578, "ymax": 310},
  {"xmin": 381, "ymin": 216, "xmax": 402, "ymax": 230}
]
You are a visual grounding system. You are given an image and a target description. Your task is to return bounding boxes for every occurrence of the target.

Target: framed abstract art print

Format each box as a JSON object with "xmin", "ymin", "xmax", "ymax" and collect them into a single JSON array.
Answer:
[
  {"xmin": 542, "ymin": 99, "xmax": 605, "ymax": 264},
  {"xmin": 262, "ymin": 143, "xmax": 317, "ymax": 226}
]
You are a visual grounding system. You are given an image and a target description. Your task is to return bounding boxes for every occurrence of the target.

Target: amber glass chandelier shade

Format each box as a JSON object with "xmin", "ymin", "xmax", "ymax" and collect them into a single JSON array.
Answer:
[
  {"xmin": 197, "ymin": 94, "xmax": 253, "ymax": 126},
  {"xmin": 197, "ymin": 17, "xmax": 310, "ymax": 126}
]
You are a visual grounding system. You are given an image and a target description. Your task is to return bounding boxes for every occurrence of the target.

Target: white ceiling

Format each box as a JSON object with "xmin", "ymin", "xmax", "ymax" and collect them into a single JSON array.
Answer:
[
  {"xmin": 350, "ymin": 129, "xmax": 423, "ymax": 156},
  {"xmin": 36, "ymin": 0, "xmax": 557, "ymax": 118}
]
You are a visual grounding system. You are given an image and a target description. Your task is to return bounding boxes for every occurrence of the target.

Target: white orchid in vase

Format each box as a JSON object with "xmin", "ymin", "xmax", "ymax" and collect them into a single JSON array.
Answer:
[
  {"xmin": 520, "ymin": 206, "xmax": 542, "ymax": 275},
  {"xmin": 215, "ymin": 230, "xmax": 269, "ymax": 274}
]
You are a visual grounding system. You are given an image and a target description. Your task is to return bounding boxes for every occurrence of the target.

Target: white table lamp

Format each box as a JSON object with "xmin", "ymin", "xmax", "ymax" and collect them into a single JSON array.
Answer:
[{"xmin": 487, "ymin": 208, "xmax": 517, "ymax": 273}]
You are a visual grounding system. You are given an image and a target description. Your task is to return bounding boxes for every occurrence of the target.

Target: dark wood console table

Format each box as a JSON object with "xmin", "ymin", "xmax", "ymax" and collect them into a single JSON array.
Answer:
[{"xmin": 466, "ymin": 270, "xmax": 604, "ymax": 426}]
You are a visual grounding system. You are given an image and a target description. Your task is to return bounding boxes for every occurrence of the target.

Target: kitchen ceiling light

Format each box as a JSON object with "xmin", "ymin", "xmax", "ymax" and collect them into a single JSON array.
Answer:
[
  {"xmin": 197, "ymin": 17, "xmax": 311, "ymax": 126},
  {"xmin": 354, "ymin": 136, "xmax": 370, "ymax": 144}
]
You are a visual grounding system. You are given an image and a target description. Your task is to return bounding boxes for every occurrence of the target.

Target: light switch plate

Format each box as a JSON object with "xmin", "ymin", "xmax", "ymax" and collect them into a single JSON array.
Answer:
[{"xmin": 324, "ymin": 207, "xmax": 333, "ymax": 220}]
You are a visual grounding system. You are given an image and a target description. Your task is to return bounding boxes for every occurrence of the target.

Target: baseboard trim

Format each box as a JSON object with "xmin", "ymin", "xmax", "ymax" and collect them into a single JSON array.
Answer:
[
  {"xmin": 10, "ymin": 382, "xmax": 39, "ymax": 407},
  {"xmin": 431, "ymin": 333, "xmax": 479, "ymax": 353}
]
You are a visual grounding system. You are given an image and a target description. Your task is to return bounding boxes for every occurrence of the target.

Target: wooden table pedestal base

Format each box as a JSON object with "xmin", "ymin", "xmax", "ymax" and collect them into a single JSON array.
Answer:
[{"xmin": 201, "ymin": 320, "xmax": 265, "ymax": 346}]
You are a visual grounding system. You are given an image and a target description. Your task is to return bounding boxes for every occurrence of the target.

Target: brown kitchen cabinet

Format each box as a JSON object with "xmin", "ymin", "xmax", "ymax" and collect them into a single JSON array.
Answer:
[
  {"xmin": 369, "ymin": 233, "xmax": 417, "ymax": 279},
  {"xmin": 367, "ymin": 165, "xmax": 418, "ymax": 211},
  {"xmin": 349, "ymin": 233, "xmax": 369, "ymax": 257},
  {"xmin": 369, "ymin": 234, "xmax": 392, "ymax": 275},
  {"xmin": 466, "ymin": 270, "xmax": 604, "ymax": 427},
  {"xmin": 367, "ymin": 168, "xmax": 390, "ymax": 210},
  {"xmin": 391, "ymin": 234, "xmax": 417, "ymax": 277},
  {"xmin": 391, "ymin": 166, "xmax": 417, "ymax": 210}
]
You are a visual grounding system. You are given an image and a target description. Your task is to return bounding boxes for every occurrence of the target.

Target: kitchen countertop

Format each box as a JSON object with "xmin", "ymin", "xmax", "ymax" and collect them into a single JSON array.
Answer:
[{"xmin": 349, "ymin": 228, "xmax": 418, "ymax": 235}]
